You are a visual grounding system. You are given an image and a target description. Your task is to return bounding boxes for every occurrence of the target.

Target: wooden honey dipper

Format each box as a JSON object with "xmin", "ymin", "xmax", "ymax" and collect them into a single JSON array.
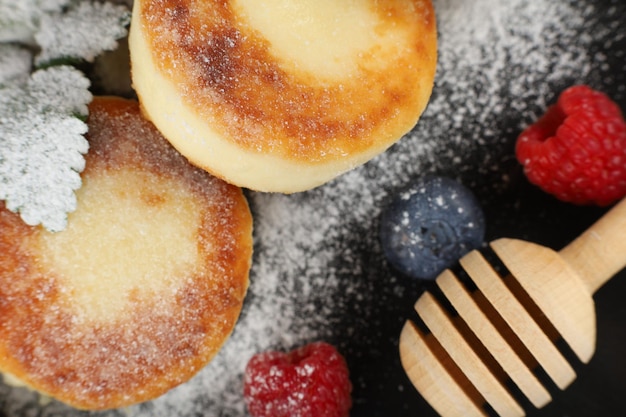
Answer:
[{"xmin": 399, "ymin": 197, "xmax": 626, "ymax": 417}]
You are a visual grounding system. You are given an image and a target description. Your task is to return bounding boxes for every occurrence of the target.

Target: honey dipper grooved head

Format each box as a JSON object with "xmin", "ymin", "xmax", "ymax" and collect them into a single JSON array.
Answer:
[
  {"xmin": 401, "ymin": 195, "xmax": 626, "ymax": 416},
  {"xmin": 128, "ymin": 0, "xmax": 437, "ymax": 192}
]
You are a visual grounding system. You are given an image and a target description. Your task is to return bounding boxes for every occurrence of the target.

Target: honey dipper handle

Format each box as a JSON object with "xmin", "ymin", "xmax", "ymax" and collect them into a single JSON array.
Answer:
[{"xmin": 560, "ymin": 198, "xmax": 626, "ymax": 294}]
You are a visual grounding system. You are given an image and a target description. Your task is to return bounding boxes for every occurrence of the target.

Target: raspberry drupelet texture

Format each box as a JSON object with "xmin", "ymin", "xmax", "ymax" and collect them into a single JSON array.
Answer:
[
  {"xmin": 243, "ymin": 342, "xmax": 352, "ymax": 417},
  {"xmin": 516, "ymin": 85, "xmax": 626, "ymax": 206}
]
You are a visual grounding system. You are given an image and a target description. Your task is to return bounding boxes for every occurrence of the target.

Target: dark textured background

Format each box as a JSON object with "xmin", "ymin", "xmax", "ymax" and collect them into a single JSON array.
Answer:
[
  {"xmin": 344, "ymin": 0, "xmax": 626, "ymax": 415},
  {"xmin": 1, "ymin": 0, "xmax": 625, "ymax": 416}
]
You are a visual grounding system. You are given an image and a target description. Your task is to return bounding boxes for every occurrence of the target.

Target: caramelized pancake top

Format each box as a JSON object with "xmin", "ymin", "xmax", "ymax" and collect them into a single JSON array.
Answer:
[
  {"xmin": 0, "ymin": 97, "xmax": 253, "ymax": 410},
  {"xmin": 137, "ymin": 0, "xmax": 437, "ymax": 163}
]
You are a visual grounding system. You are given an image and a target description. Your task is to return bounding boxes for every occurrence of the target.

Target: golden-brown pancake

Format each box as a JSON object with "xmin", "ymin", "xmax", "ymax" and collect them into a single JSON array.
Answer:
[
  {"xmin": 0, "ymin": 97, "xmax": 253, "ymax": 410},
  {"xmin": 129, "ymin": 0, "xmax": 437, "ymax": 192}
]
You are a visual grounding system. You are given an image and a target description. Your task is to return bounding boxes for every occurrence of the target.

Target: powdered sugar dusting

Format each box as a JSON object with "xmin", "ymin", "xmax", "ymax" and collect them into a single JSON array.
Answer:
[
  {"xmin": 1, "ymin": 0, "xmax": 625, "ymax": 416},
  {"xmin": 142, "ymin": 1, "xmax": 621, "ymax": 415}
]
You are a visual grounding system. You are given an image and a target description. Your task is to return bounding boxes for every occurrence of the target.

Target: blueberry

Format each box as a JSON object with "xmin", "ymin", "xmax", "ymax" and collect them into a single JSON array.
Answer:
[{"xmin": 379, "ymin": 176, "xmax": 485, "ymax": 280}]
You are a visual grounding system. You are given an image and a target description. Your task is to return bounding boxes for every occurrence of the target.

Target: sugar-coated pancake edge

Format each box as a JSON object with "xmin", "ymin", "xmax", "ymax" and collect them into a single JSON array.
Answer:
[
  {"xmin": 0, "ymin": 97, "xmax": 253, "ymax": 410},
  {"xmin": 129, "ymin": 0, "xmax": 437, "ymax": 192}
]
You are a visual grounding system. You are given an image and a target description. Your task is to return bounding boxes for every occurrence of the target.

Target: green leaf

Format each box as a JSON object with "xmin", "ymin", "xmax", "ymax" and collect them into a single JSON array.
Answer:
[
  {"xmin": 0, "ymin": 43, "xmax": 33, "ymax": 86},
  {"xmin": 0, "ymin": 65, "xmax": 92, "ymax": 232},
  {"xmin": 35, "ymin": 1, "xmax": 131, "ymax": 67},
  {"xmin": 0, "ymin": 0, "xmax": 71, "ymax": 43}
]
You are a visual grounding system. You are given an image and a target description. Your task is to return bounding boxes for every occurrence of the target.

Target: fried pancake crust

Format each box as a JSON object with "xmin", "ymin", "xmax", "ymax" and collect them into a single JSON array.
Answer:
[
  {"xmin": 0, "ymin": 97, "xmax": 253, "ymax": 410},
  {"xmin": 130, "ymin": 0, "xmax": 437, "ymax": 192}
]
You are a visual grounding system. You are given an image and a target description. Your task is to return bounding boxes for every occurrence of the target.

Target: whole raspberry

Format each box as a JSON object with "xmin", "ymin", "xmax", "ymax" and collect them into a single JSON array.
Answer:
[
  {"xmin": 516, "ymin": 85, "xmax": 626, "ymax": 205},
  {"xmin": 243, "ymin": 342, "xmax": 352, "ymax": 417}
]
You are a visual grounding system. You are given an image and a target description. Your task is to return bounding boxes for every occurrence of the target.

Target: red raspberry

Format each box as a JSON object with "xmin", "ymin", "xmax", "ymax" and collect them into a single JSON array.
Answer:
[
  {"xmin": 243, "ymin": 342, "xmax": 352, "ymax": 417},
  {"xmin": 516, "ymin": 85, "xmax": 626, "ymax": 205}
]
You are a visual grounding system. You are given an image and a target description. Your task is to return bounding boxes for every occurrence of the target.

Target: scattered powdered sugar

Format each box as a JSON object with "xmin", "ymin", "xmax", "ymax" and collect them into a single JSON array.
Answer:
[
  {"xmin": 147, "ymin": 1, "xmax": 620, "ymax": 415},
  {"xmin": 1, "ymin": 0, "xmax": 625, "ymax": 416},
  {"xmin": 410, "ymin": 0, "xmax": 611, "ymax": 195},
  {"xmin": 35, "ymin": 1, "xmax": 131, "ymax": 66}
]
